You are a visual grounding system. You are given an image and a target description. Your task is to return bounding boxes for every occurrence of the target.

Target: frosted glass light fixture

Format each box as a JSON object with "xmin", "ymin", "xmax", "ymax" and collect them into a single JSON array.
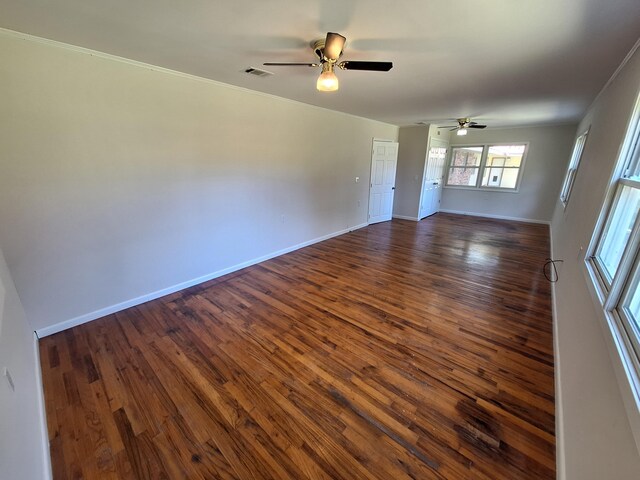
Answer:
[
  {"xmin": 457, "ymin": 128, "xmax": 468, "ymax": 136},
  {"xmin": 317, "ymin": 63, "xmax": 339, "ymax": 91}
]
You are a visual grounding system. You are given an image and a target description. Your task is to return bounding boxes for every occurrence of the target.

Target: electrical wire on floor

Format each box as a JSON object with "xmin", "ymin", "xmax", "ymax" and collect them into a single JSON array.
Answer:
[{"xmin": 543, "ymin": 258, "xmax": 564, "ymax": 282}]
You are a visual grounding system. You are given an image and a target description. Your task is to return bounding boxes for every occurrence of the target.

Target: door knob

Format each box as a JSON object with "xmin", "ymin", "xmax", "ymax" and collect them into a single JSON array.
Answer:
[
  {"xmin": 433, "ymin": 182, "xmax": 439, "ymax": 185},
  {"xmin": 392, "ymin": 187, "xmax": 396, "ymax": 190}
]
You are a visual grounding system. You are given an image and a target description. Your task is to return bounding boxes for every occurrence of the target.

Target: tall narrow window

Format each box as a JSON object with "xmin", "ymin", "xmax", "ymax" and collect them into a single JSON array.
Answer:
[
  {"xmin": 593, "ymin": 112, "xmax": 640, "ymax": 289},
  {"xmin": 560, "ymin": 130, "xmax": 589, "ymax": 206},
  {"xmin": 589, "ymin": 91, "xmax": 640, "ymax": 367}
]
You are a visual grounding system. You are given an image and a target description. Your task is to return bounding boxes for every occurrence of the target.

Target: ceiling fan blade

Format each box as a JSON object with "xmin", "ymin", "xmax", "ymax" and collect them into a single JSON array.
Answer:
[
  {"xmin": 438, "ymin": 125, "xmax": 458, "ymax": 129},
  {"xmin": 449, "ymin": 127, "xmax": 460, "ymax": 131},
  {"xmin": 468, "ymin": 124, "xmax": 487, "ymax": 129},
  {"xmin": 263, "ymin": 62, "xmax": 319, "ymax": 67},
  {"xmin": 324, "ymin": 32, "xmax": 346, "ymax": 60},
  {"xmin": 338, "ymin": 61, "xmax": 393, "ymax": 71}
]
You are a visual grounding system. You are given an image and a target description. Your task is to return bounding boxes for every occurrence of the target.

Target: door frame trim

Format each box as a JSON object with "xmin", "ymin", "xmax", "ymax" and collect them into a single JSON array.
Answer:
[
  {"xmin": 418, "ymin": 137, "xmax": 449, "ymax": 220},
  {"xmin": 368, "ymin": 138, "xmax": 399, "ymax": 225}
]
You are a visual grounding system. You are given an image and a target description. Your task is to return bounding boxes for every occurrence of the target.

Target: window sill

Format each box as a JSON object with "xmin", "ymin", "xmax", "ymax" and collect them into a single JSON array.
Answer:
[
  {"xmin": 583, "ymin": 258, "xmax": 640, "ymax": 455},
  {"xmin": 443, "ymin": 185, "xmax": 521, "ymax": 194}
]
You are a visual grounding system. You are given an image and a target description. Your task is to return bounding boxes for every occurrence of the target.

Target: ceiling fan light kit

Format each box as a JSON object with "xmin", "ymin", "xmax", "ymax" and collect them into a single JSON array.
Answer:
[
  {"xmin": 438, "ymin": 118, "xmax": 488, "ymax": 133},
  {"xmin": 316, "ymin": 62, "xmax": 339, "ymax": 91},
  {"xmin": 264, "ymin": 32, "xmax": 393, "ymax": 92}
]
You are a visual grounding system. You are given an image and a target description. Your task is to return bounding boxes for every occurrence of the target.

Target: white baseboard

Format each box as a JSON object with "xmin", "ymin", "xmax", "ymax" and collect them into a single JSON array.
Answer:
[
  {"xmin": 33, "ymin": 331, "xmax": 53, "ymax": 480},
  {"xmin": 392, "ymin": 215, "xmax": 419, "ymax": 221},
  {"xmin": 548, "ymin": 225, "xmax": 566, "ymax": 480},
  {"xmin": 438, "ymin": 209, "xmax": 551, "ymax": 225},
  {"xmin": 36, "ymin": 222, "xmax": 368, "ymax": 337}
]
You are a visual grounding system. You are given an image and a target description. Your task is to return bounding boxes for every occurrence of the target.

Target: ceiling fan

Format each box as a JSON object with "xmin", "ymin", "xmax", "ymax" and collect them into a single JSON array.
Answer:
[
  {"xmin": 264, "ymin": 32, "xmax": 393, "ymax": 92},
  {"xmin": 438, "ymin": 118, "xmax": 487, "ymax": 136}
]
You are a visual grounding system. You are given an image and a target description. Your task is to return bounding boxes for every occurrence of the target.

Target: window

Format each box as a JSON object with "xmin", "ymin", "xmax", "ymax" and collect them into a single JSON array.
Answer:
[
  {"xmin": 559, "ymin": 130, "xmax": 589, "ymax": 206},
  {"xmin": 446, "ymin": 146, "xmax": 483, "ymax": 187},
  {"xmin": 620, "ymin": 263, "xmax": 640, "ymax": 359},
  {"xmin": 594, "ymin": 184, "xmax": 640, "ymax": 285},
  {"xmin": 445, "ymin": 143, "xmax": 527, "ymax": 191},
  {"xmin": 481, "ymin": 145, "xmax": 526, "ymax": 189},
  {"xmin": 589, "ymin": 92, "xmax": 640, "ymax": 365}
]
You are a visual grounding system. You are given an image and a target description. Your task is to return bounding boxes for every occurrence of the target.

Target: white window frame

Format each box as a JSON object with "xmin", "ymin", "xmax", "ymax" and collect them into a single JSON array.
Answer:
[
  {"xmin": 444, "ymin": 142, "xmax": 529, "ymax": 192},
  {"xmin": 619, "ymin": 256, "xmax": 640, "ymax": 363},
  {"xmin": 585, "ymin": 90, "xmax": 640, "ymax": 449},
  {"xmin": 444, "ymin": 145, "xmax": 484, "ymax": 188},
  {"xmin": 560, "ymin": 128, "xmax": 589, "ymax": 207},
  {"xmin": 592, "ymin": 179, "xmax": 640, "ymax": 290}
]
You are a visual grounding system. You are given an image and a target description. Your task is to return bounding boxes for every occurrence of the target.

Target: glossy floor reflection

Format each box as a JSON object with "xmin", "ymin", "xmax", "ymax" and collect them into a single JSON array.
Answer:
[{"xmin": 40, "ymin": 213, "xmax": 555, "ymax": 479}]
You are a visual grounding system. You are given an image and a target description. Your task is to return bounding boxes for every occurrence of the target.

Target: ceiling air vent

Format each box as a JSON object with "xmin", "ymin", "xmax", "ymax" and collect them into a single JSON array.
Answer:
[{"xmin": 244, "ymin": 67, "xmax": 274, "ymax": 78}]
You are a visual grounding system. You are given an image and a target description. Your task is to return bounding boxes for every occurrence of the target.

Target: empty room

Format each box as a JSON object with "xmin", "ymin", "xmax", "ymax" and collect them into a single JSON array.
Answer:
[{"xmin": 2, "ymin": 1, "xmax": 640, "ymax": 479}]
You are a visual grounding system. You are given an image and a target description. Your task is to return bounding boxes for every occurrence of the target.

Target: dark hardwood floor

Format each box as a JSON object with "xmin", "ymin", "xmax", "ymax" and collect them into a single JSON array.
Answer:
[{"xmin": 39, "ymin": 213, "xmax": 555, "ymax": 479}]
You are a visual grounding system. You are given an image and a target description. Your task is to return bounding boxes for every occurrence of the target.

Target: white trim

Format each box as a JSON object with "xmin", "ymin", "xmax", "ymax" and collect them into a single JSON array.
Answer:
[
  {"xmin": 392, "ymin": 215, "xmax": 419, "ymax": 221},
  {"xmin": 548, "ymin": 226, "xmax": 566, "ymax": 480},
  {"xmin": 36, "ymin": 223, "xmax": 368, "ymax": 337},
  {"xmin": 33, "ymin": 331, "xmax": 53, "ymax": 479},
  {"xmin": 0, "ymin": 28, "xmax": 397, "ymax": 130},
  {"xmin": 438, "ymin": 209, "xmax": 550, "ymax": 225}
]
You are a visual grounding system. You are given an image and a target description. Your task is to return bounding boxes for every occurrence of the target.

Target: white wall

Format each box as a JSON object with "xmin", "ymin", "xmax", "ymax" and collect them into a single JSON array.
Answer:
[
  {"xmin": 0, "ymin": 245, "xmax": 51, "ymax": 479},
  {"xmin": 394, "ymin": 125, "xmax": 429, "ymax": 219},
  {"xmin": 0, "ymin": 31, "xmax": 398, "ymax": 334},
  {"xmin": 441, "ymin": 125, "xmax": 576, "ymax": 222},
  {"xmin": 394, "ymin": 125, "xmax": 449, "ymax": 219},
  {"xmin": 550, "ymin": 44, "xmax": 640, "ymax": 479}
]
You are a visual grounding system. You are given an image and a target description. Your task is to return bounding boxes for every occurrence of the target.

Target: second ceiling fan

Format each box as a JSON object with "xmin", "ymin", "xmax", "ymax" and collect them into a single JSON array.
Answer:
[
  {"xmin": 264, "ymin": 32, "xmax": 393, "ymax": 92},
  {"xmin": 439, "ymin": 118, "xmax": 487, "ymax": 136}
]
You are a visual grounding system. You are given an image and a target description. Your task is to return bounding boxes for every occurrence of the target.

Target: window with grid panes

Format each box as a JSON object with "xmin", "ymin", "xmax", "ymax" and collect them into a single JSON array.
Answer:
[
  {"xmin": 560, "ymin": 130, "xmax": 589, "ymax": 206},
  {"xmin": 590, "ymin": 93, "xmax": 640, "ymax": 363}
]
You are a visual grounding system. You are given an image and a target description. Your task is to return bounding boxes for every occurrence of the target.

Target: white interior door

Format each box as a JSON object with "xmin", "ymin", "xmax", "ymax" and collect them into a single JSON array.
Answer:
[
  {"xmin": 419, "ymin": 139, "xmax": 448, "ymax": 219},
  {"xmin": 368, "ymin": 140, "xmax": 399, "ymax": 224}
]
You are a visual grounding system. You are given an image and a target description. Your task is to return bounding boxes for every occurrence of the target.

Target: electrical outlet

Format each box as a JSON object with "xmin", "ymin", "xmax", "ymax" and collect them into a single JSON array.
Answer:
[
  {"xmin": 357, "ymin": 200, "xmax": 361, "ymax": 207},
  {"xmin": 281, "ymin": 214, "xmax": 285, "ymax": 224},
  {"xmin": 4, "ymin": 367, "xmax": 14, "ymax": 391}
]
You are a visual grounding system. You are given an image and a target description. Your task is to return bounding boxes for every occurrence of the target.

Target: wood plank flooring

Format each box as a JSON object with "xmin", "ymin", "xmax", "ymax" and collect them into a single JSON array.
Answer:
[{"xmin": 39, "ymin": 213, "xmax": 555, "ymax": 479}]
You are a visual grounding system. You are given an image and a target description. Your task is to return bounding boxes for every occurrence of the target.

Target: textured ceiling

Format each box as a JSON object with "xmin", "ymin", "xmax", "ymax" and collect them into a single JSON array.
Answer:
[{"xmin": 1, "ymin": 0, "xmax": 639, "ymax": 127}]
